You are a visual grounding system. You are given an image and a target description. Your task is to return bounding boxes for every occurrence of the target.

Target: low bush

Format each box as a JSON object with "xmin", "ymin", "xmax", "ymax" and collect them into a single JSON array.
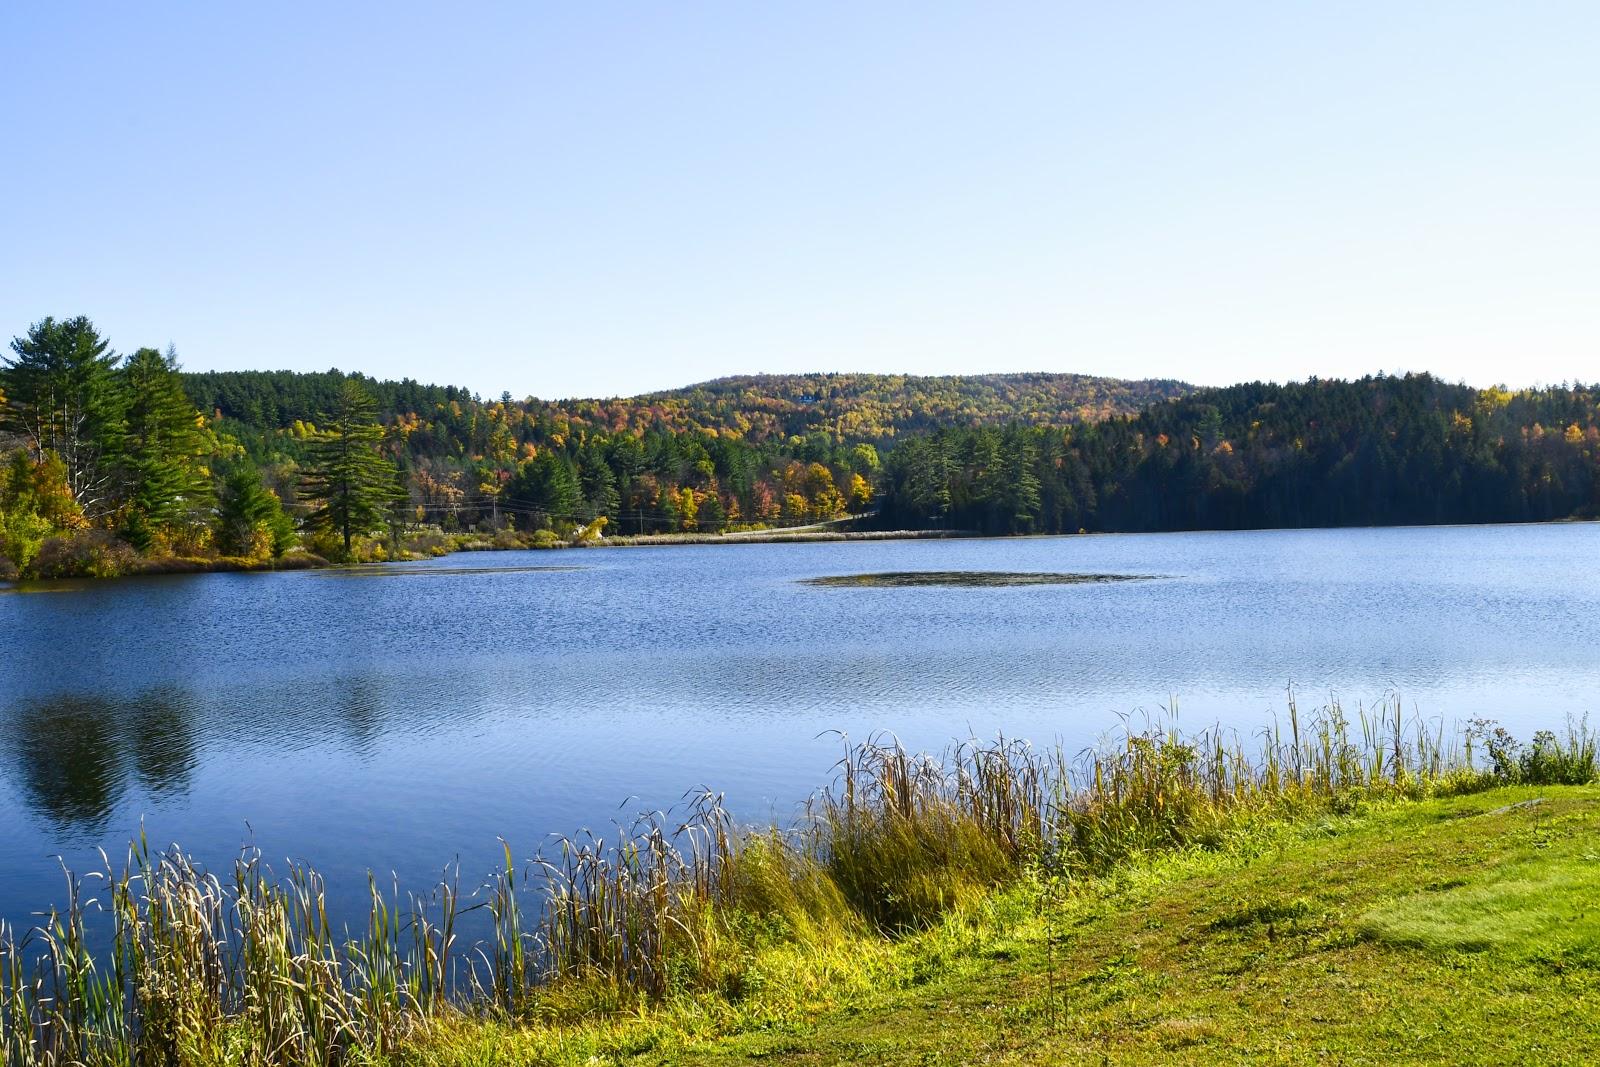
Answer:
[
  {"xmin": 1469, "ymin": 716, "xmax": 1598, "ymax": 785},
  {"xmin": 29, "ymin": 529, "xmax": 139, "ymax": 578},
  {"xmin": 273, "ymin": 551, "xmax": 329, "ymax": 571}
]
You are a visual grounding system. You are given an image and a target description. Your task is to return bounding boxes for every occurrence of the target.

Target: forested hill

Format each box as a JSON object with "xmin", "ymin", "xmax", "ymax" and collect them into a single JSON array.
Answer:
[
  {"xmin": 181, "ymin": 365, "xmax": 1599, "ymax": 540},
  {"xmin": 582, "ymin": 372, "xmax": 1191, "ymax": 441},
  {"xmin": 169, "ymin": 367, "xmax": 1189, "ymax": 540},
  {"xmin": 179, "ymin": 369, "xmax": 1190, "ymax": 444}
]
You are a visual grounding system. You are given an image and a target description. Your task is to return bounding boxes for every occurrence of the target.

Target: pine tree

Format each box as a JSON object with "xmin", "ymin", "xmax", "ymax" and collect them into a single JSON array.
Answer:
[
  {"xmin": 904, "ymin": 434, "xmax": 952, "ymax": 524},
  {"xmin": 1000, "ymin": 426, "xmax": 1042, "ymax": 533},
  {"xmin": 215, "ymin": 460, "xmax": 295, "ymax": 559},
  {"xmin": 120, "ymin": 346, "xmax": 214, "ymax": 547},
  {"xmin": 579, "ymin": 446, "xmax": 620, "ymax": 522},
  {"xmin": 656, "ymin": 485, "xmax": 681, "ymax": 531},
  {"xmin": 1, "ymin": 316, "xmax": 126, "ymax": 518},
  {"xmin": 300, "ymin": 379, "xmax": 401, "ymax": 558},
  {"xmin": 699, "ymin": 489, "xmax": 727, "ymax": 531},
  {"xmin": 506, "ymin": 450, "xmax": 582, "ymax": 525}
]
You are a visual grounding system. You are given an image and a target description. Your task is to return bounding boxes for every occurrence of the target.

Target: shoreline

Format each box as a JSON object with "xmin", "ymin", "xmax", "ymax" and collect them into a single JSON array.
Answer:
[
  {"xmin": 581, "ymin": 527, "xmax": 971, "ymax": 548},
  {"xmin": 5, "ymin": 514, "xmax": 1598, "ymax": 588},
  {"xmin": 0, "ymin": 528, "xmax": 967, "ymax": 587}
]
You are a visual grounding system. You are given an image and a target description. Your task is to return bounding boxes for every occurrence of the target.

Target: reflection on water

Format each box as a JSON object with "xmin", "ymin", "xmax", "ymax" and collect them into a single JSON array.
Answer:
[
  {"xmin": 338, "ymin": 679, "xmax": 385, "ymax": 753},
  {"xmin": 2, "ymin": 523, "xmax": 1599, "ymax": 935},
  {"xmin": 8, "ymin": 688, "xmax": 196, "ymax": 830},
  {"xmin": 311, "ymin": 564, "xmax": 585, "ymax": 578}
]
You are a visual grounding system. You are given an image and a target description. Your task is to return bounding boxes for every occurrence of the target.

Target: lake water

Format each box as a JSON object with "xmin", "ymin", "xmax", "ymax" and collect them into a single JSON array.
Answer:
[{"xmin": 2, "ymin": 523, "xmax": 1598, "ymax": 935}]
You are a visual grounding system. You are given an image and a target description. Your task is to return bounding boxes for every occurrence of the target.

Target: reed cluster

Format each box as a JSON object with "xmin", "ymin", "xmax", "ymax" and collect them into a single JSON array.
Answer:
[{"xmin": 0, "ymin": 701, "xmax": 1593, "ymax": 1066}]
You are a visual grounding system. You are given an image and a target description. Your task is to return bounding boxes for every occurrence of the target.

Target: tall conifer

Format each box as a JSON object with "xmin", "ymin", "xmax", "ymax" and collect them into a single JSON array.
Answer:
[
  {"xmin": 120, "ymin": 346, "xmax": 213, "ymax": 546},
  {"xmin": 1, "ymin": 316, "xmax": 125, "ymax": 517},
  {"xmin": 301, "ymin": 379, "xmax": 402, "ymax": 557}
]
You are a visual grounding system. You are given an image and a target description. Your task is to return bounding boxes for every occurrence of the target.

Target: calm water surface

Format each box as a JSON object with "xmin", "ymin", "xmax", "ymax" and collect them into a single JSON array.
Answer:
[{"xmin": 2, "ymin": 524, "xmax": 1598, "ymax": 933}]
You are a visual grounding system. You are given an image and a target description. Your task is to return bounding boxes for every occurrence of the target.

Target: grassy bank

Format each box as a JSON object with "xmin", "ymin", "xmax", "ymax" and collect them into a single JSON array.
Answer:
[{"xmin": 1, "ymin": 706, "xmax": 1594, "ymax": 1065}]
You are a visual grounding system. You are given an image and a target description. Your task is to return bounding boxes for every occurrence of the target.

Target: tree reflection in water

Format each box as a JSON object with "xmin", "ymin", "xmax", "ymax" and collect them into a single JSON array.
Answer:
[{"xmin": 7, "ymin": 687, "xmax": 197, "ymax": 831}]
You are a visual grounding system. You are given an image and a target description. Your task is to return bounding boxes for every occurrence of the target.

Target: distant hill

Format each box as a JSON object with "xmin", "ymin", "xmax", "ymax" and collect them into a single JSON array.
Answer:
[
  {"xmin": 564, "ymin": 372, "xmax": 1193, "ymax": 442},
  {"xmin": 182, "ymin": 369, "xmax": 1192, "ymax": 443}
]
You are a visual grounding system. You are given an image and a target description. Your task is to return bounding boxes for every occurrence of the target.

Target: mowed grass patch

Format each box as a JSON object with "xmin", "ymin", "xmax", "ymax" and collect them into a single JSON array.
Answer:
[{"xmin": 1360, "ymin": 805, "xmax": 1600, "ymax": 964}]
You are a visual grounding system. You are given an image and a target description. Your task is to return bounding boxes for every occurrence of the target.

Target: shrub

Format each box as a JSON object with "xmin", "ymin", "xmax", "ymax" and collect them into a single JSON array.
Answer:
[
  {"xmin": 1, "ymin": 506, "xmax": 54, "ymax": 574},
  {"xmin": 1467, "ymin": 716, "xmax": 1597, "ymax": 785},
  {"xmin": 273, "ymin": 551, "xmax": 329, "ymax": 571},
  {"xmin": 401, "ymin": 530, "xmax": 452, "ymax": 557},
  {"xmin": 31, "ymin": 529, "xmax": 139, "ymax": 578},
  {"xmin": 305, "ymin": 526, "xmax": 349, "ymax": 562}
]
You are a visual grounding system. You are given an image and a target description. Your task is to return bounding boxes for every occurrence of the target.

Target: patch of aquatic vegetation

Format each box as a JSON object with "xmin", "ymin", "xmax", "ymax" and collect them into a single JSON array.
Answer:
[
  {"xmin": 802, "ymin": 570, "xmax": 1167, "ymax": 588},
  {"xmin": 316, "ymin": 564, "xmax": 585, "ymax": 578},
  {"xmin": 0, "ymin": 582, "xmax": 92, "ymax": 595}
]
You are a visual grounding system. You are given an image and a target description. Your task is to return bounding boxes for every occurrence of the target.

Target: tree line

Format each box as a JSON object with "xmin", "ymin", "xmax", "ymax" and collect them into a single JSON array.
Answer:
[
  {"xmin": 874, "ymin": 374, "xmax": 1600, "ymax": 534},
  {"xmin": 177, "ymin": 366, "xmax": 1179, "ymax": 538}
]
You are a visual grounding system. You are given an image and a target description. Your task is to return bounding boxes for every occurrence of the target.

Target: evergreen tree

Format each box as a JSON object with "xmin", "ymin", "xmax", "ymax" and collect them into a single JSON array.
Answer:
[
  {"xmin": 1, "ymin": 316, "xmax": 126, "ymax": 517},
  {"xmin": 215, "ymin": 460, "xmax": 295, "ymax": 558},
  {"xmin": 966, "ymin": 429, "xmax": 1006, "ymax": 531},
  {"xmin": 1000, "ymin": 426, "xmax": 1041, "ymax": 532},
  {"xmin": 699, "ymin": 489, "xmax": 727, "ymax": 531},
  {"xmin": 579, "ymin": 445, "xmax": 620, "ymax": 522},
  {"xmin": 300, "ymin": 379, "xmax": 401, "ymax": 557},
  {"xmin": 505, "ymin": 449, "xmax": 582, "ymax": 525},
  {"xmin": 901, "ymin": 434, "xmax": 952, "ymax": 524},
  {"xmin": 656, "ymin": 485, "xmax": 681, "ymax": 531},
  {"xmin": 120, "ymin": 346, "xmax": 214, "ymax": 548}
]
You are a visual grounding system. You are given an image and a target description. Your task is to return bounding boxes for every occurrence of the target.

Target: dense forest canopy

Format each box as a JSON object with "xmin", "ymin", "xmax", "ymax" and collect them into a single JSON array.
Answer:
[
  {"xmin": 2, "ymin": 313, "xmax": 1598, "ymax": 580},
  {"xmin": 876, "ymin": 375, "xmax": 1600, "ymax": 534}
]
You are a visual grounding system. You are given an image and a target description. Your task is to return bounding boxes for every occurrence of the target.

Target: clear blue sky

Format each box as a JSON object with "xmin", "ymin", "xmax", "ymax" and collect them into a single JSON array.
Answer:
[{"xmin": 4, "ymin": 2, "xmax": 1597, "ymax": 399}]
